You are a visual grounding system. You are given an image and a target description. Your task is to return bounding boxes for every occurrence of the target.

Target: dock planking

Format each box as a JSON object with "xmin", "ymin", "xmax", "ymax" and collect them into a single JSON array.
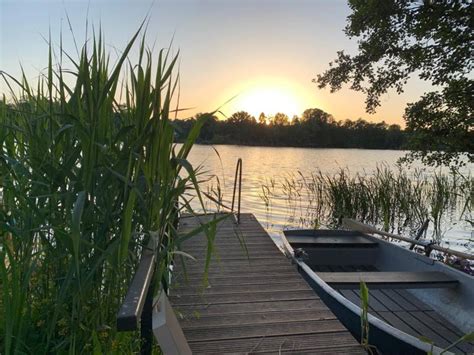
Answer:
[{"xmin": 170, "ymin": 213, "xmax": 364, "ymax": 354}]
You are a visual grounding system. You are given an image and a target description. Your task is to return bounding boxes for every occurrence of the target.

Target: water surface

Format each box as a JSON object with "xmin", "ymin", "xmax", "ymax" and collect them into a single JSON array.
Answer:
[{"xmin": 186, "ymin": 145, "xmax": 472, "ymax": 250}]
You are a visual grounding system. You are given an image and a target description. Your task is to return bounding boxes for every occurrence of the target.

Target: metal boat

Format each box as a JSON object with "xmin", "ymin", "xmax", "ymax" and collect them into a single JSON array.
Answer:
[{"xmin": 283, "ymin": 220, "xmax": 474, "ymax": 354}]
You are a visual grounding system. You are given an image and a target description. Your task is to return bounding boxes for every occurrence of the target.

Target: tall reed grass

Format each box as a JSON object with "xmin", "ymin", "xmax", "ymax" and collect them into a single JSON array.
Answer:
[
  {"xmin": 0, "ymin": 25, "xmax": 217, "ymax": 353},
  {"xmin": 261, "ymin": 166, "xmax": 472, "ymax": 245}
]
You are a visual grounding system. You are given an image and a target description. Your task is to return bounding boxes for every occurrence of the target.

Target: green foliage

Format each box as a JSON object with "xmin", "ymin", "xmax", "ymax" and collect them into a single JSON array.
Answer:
[
  {"xmin": 359, "ymin": 281, "xmax": 370, "ymax": 350},
  {"xmin": 0, "ymin": 26, "xmax": 215, "ymax": 353},
  {"xmin": 317, "ymin": 0, "xmax": 473, "ymax": 168}
]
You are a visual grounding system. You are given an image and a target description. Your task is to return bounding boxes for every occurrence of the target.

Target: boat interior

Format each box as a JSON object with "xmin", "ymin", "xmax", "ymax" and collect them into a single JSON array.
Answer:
[{"xmin": 285, "ymin": 230, "xmax": 474, "ymax": 354}]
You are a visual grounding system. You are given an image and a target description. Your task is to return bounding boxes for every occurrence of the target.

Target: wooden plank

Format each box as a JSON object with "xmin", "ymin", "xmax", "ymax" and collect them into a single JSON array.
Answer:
[
  {"xmin": 180, "ymin": 236, "xmax": 274, "ymax": 243},
  {"xmin": 172, "ymin": 270, "xmax": 295, "ymax": 281},
  {"xmin": 180, "ymin": 241, "xmax": 276, "ymax": 249},
  {"xmin": 183, "ymin": 319, "xmax": 347, "ymax": 342},
  {"xmin": 173, "ymin": 276, "xmax": 308, "ymax": 289},
  {"xmin": 424, "ymin": 311, "xmax": 466, "ymax": 338},
  {"xmin": 169, "ymin": 289, "xmax": 319, "ymax": 306},
  {"xmin": 286, "ymin": 234, "xmax": 378, "ymax": 247},
  {"xmin": 175, "ymin": 257, "xmax": 292, "ymax": 268},
  {"xmin": 179, "ymin": 247, "xmax": 283, "ymax": 256},
  {"xmin": 174, "ymin": 299, "xmax": 326, "ymax": 317},
  {"xmin": 173, "ymin": 273, "xmax": 302, "ymax": 287},
  {"xmin": 269, "ymin": 348, "xmax": 367, "ymax": 355},
  {"xmin": 412, "ymin": 311, "xmax": 473, "ymax": 354},
  {"xmin": 319, "ymin": 271, "xmax": 458, "ymax": 289},
  {"xmin": 180, "ymin": 309, "xmax": 336, "ymax": 329},
  {"xmin": 252, "ymin": 349, "xmax": 366, "ymax": 355},
  {"xmin": 394, "ymin": 289, "xmax": 432, "ymax": 311},
  {"xmin": 369, "ymin": 290, "xmax": 404, "ymax": 311},
  {"xmin": 393, "ymin": 311, "xmax": 452, "ymax": 349},
  {"xmin": 379, "ymin": 289, "xmax": 419, "ymax": 311},
  {"xmin": 188, "ymin": 332, "xmax": 365, "ymax": 354},
  {"xmin": 171, "ymin": 281, "xmax": 310, "ymax": 296},
  {"xmin": 173, "ymin": 263, "xmax": 297, "ymax": 276}
]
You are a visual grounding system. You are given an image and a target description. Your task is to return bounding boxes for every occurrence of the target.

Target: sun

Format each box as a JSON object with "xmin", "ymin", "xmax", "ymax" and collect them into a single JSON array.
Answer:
[{"xmin": 227, "ymin": 80, "xmax": 308, "ymax": 118}]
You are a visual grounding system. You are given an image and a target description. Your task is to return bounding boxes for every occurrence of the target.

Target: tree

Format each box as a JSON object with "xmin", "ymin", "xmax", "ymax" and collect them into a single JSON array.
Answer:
[
  {"xmin": 301, "ymin": 108, "xmax": 333, "ymax": 125},
  {"xmin": 316, "ymin": 0, "xmax": 473, "ymax": 167},
  {"xmin": 258, "ymin": 112, "xmax": 267, "ymax": 125},
  {"xmin": 228, "ymin": 111, "xmax": 256, "ymax": 124},
  {"xmin": 196, "ymin": 113, "xmax": 218, "ymax": 142},
  {"xmin": 272, "ymin": 112, "xmax": 290, "ymax": 126}
]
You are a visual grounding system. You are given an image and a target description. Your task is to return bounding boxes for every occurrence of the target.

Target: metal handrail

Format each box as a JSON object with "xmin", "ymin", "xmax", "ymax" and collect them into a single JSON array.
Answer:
[{"xmin": 231, "ymin": 158, "xmax": 242, "ymax": 224}]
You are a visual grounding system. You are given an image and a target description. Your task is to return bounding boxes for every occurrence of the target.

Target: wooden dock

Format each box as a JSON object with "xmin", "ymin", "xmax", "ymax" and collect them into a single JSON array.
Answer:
[{"xmin": 169, "ymin": 213, "xmax": 364, "ymax": 354}]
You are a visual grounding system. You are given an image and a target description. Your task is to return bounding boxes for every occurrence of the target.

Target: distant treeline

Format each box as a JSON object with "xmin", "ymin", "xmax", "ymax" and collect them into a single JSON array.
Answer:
[{"xmin": 174, "ymin": 108, "xmax": 407, "ymax": 149}]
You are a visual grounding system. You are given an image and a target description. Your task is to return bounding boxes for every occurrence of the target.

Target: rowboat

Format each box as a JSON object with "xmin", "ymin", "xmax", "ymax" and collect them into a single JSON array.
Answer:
[{"xmin": 283, "ymin": 219, "xmax": 474, "ymax": 354}]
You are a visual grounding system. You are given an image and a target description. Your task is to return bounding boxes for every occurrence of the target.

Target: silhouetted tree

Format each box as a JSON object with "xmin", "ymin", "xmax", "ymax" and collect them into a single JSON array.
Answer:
[
  {"xmin": 228, "ymin": 111, "xmax": 256, "ymax": 124},
  {"xmin": 272, "ymin": 112, "xmax": 290, "ymax": 126},
  {"xmin": 301, "ymin": 108, "xmax": 334, "ymax": 125},
  {"xmin": 173, "ymin": 108, "xmax": 407, "ymax": 150},
  {"xmin": 197, "ymin": 113, "xmax": 218, "ymax": 142}
]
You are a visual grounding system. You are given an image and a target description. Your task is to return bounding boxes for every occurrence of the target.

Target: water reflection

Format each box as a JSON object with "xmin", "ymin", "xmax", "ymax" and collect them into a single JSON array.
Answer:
[{"xmin": 185, "ymin": 144, "xmax": 473, "ymax": 250}]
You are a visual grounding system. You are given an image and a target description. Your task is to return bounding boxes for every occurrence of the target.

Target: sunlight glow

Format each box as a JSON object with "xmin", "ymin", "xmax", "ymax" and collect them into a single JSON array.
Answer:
[{"xmin": 225, "ymin": 80, "xmax": 312, "ymax": 118}]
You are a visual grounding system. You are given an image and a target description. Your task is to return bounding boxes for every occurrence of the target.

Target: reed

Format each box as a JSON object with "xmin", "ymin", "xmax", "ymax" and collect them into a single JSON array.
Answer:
[
  {"xmin": 0, "ymin": 26, "xmax": 217, "ymax": 353},
  {"xmin": 261, "ymin": 166, "xmax": 472, "ymax": 245}
]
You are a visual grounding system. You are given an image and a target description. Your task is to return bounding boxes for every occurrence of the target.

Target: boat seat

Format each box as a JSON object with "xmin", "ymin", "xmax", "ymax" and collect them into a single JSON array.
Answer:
[
  {"xmin": 287, "ymin": 235, "xmax": 378, "ymax": 248},
  {"xmin": 318, "ymin": 271, "xmax": 458, "ymax": 289}
]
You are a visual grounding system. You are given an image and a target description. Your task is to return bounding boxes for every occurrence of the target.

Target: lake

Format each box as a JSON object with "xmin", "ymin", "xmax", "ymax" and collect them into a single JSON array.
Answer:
[{"xmin": 186, "ymin": 144, "xmax": 473, "ymax": 251}]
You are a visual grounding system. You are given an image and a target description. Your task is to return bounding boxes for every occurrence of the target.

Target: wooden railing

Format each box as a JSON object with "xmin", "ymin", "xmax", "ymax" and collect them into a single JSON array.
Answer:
[{"xmin": 116, "ymin": 239, "xmax": 157, "ymax": 354}]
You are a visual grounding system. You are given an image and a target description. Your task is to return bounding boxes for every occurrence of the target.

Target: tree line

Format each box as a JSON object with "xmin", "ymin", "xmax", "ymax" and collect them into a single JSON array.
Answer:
[{"xmin": 173, "ymin": 108, "xmax": 406, "ymax": 150}]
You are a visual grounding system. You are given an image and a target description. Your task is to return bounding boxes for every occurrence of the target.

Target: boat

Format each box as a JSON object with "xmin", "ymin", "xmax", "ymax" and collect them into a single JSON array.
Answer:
[{"xmin": 282, "ymin": 219, "xmax": 474, "ymax": 355}]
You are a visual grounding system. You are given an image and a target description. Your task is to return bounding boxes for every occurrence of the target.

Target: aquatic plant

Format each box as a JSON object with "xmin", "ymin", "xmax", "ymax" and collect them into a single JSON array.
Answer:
[
  {"xmin": 0, "ymin": 24, "xmax": 216, "ymax": 353},
  {"xmin": 260, "ymin": 166, "xmax": 473, "ymax": 246},
  {"xmin": 359, "ymin": 281, "xmax": 371, "ymax": 352}
]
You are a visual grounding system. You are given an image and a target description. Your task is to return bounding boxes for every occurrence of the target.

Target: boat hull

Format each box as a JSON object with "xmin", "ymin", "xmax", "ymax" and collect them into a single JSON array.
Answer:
[{"xmin": 284, "ymin": 229, "xmax": 474, "ymax": 354}]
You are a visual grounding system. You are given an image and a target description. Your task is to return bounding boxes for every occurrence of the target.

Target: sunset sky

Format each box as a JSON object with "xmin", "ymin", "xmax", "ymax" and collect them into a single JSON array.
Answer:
[{"xmin": 1, "ymin": 0, "xmax": 434, "ymax": 125}]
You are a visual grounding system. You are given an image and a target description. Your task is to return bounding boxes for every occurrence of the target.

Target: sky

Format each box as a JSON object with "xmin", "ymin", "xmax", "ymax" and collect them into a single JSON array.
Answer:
[{"xmin": 1, "ymin": 0, "xmax": 433, "ymax": 125}]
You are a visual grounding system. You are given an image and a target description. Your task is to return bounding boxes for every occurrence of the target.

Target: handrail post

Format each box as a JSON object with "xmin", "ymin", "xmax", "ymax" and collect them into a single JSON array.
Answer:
[
  {"xmin": 140, "ymin": 280, "xmax": 154, "ymax": 355},
  {"xmin": 237, "ymin": 159, "xmax": 242, "ymax": 224},
  {"xmin": 231, "ymin": 158, "xmax": 242, "ymax": 224}
]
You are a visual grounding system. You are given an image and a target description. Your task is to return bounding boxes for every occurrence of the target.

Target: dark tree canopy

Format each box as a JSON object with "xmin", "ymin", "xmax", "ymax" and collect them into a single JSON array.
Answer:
[
  {"xmin": 316, "ymin": 0, "xmax": 473, "ymax": 167},
  {"xmin": 272, "ymin": 112, "xmax": 290, "ymax": 126},
  {"xmin": 174, "ymin": 109, "xmax": 406, "ymax": 150}
]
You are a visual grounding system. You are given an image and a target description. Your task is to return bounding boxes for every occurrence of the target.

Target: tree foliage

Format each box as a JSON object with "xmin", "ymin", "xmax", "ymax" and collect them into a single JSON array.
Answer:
[
  {"xmin": 316, "ymin": 0, "xmax": 473, "ymax": 167},
  {"xmin": 174, "ymin": 109, "xmax": 406, "ymax": 149}
]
